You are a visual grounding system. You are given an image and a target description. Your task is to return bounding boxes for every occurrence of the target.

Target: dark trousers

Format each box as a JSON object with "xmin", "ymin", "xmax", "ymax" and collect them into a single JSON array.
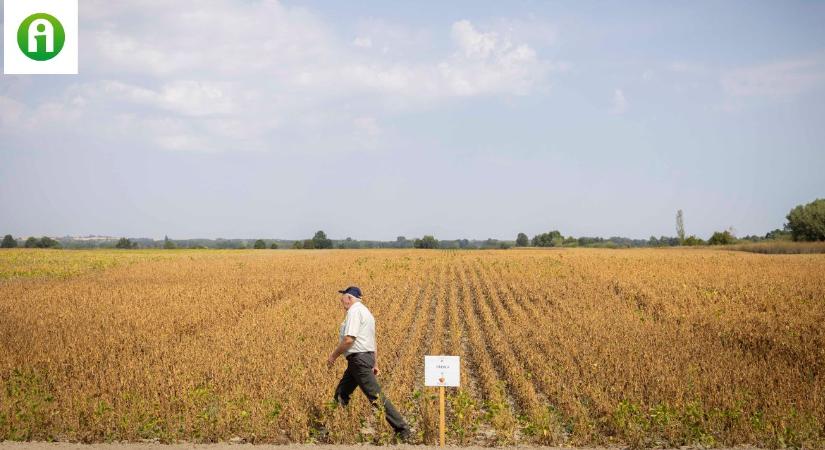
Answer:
[{"xmin": 333, "ymin": 351, "xmax": 409, "ymax": 434}]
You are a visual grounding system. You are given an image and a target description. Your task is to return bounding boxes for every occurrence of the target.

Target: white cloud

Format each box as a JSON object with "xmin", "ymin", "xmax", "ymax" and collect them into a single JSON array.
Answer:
[
  {"xmin": 353, "ymin": 36, "xmax": 373, "ymax": 48},
  {"xmin": 721, "ymin": 56, "xmax": 825, "ymax": 98},
  {"xmin": 610, "ymin": 89, "xmax": 627, "ymax": 115},
  {"xmin": 79, "ymin": 80, "xmax": 237, "ymax": 117},
  {"xmin": 3, "ymin": 1, "xmax": 561, "ymax": 153},
  {"xmin": 353, "ymin": 116, "xmax": 381, "ymax": 137}
]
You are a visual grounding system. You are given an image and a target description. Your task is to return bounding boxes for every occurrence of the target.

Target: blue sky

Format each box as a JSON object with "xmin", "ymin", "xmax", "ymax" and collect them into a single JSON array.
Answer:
[{"xmin": 1, "ymin": 0, "xmax": 824, "ymax": 240}]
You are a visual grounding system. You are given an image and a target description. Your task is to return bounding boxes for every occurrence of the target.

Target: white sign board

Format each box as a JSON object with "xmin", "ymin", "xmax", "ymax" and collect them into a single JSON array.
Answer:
[{"xmin": 425, "ymin": 355, "xmax": 460, "ymax": 387}]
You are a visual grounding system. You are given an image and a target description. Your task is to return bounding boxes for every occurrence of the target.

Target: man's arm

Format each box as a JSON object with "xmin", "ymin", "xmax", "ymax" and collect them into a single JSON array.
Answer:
[{"xmin": 327, "ymin": 335, "xmax": 355, "ymax": 368}]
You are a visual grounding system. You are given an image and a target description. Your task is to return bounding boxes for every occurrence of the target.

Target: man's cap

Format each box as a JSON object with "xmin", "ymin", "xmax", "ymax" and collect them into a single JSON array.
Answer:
[{"xmin": 338, "ymin": 286, "xmax": 362, "ymax": 299}]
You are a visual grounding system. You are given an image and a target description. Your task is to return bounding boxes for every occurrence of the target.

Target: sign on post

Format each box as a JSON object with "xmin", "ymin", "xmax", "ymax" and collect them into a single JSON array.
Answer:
[
  {"xmin": 425, "ymin": 355, "xmax": 460, "ymax": 387},
  {"xmin": 425, "ymin": 355, "xmax": 460, "ymax": 447}
]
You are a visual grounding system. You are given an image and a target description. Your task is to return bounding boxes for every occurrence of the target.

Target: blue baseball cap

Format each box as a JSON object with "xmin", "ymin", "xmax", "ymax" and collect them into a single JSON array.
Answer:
[{"xmin": 338, "ymin": 286, "xmax": 362, "ymax": 299}]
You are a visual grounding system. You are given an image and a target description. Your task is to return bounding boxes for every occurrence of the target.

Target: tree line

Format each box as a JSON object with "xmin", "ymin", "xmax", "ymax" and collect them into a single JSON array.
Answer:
[{"xmin": 3, "ymin": 198, "xmax": 823, "ymax": 250}]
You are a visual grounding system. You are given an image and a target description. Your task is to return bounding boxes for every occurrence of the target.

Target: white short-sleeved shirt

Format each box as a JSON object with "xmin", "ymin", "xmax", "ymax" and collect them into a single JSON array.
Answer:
[{"xmin": 339, "ymin": 301, "xmax": 376, "ymax": 356}]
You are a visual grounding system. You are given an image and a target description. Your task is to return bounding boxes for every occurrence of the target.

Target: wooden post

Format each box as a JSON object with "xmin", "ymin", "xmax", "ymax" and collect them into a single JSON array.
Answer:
[{"xmin": 439, "ymin": 385, "xmax": 445, "ymax": 447}]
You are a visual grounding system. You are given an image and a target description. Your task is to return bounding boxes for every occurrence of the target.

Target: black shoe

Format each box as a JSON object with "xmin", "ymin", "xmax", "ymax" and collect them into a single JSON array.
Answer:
[{"xmin": 395, "ymin": 428, "xmax": 413, "ymax": 444}]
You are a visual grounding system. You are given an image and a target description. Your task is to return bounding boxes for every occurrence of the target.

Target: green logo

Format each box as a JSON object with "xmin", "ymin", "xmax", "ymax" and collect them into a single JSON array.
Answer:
[{"xmin": 17, "ymin": 13, "xmax": 66, "ymax": 61}]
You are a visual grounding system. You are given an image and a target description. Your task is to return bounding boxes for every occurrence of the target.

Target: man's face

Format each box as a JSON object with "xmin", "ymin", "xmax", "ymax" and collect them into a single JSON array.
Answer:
[{"xmin": 339, "ymin": 294, "xmax": 353, "ymax": 310}]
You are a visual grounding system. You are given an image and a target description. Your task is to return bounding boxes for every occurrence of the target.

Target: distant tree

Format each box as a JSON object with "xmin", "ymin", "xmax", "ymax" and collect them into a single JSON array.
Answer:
[
  {"xmin": 312, "ymin": 230, "xmax": 333, "ymax": 249},
  {"xmin": 516, "ymin": 232, "xmax": 529, "ymax": 247},
  {"xmin": 339, "ymin": 237, "xmax": 362, "ymax": 249},
  {"xmin": 292, "ymin": 241, "xmax": 303, "ymax": 249},
  {"xmin": 676, "ymin": 210, "xmax": 685, "ymax": 244},
  {"xmin": 683, "ymin": 235, "xmax": 705, "ymax": 246},
  {"xmin": 303, "ymin": 239, "xmax": 316, "ymax": 249},
  {"xmin": 786, "ymin": 198, "xmax": 825, "ymax": 241},
  {"xmin": 115, "ymin": 238, "xmax": 136, "ymax": 249},
  {"xmin": 270, "ymin": 242, "xmax": 279, "ymax": 249},
  {"xmin": 24, "ymin": 237, "xmax": 40, "ymax": 248},
  {"xmin": 414, "ymin": 235, "xmax": 439, "ymax": 249},
  {"xmin": 708, "ymin": 230, "xmax": 736, "ymax": 245},
  {"xmin": 739, "ymin": 235, "xmax": 764, "ymax": 243},
  {"xmin": 765, "ymin": 228, "xmax": 792, "ymax": 240},
  {"xmin": 163, "ymin": 235, "xmax": 177, "ymax": 249},
  {"xmin": 253, "ymin": 239, "xmax": 266, "ymax": 249},
  {"xmin": 532, "ymin": 230, "xmax": 562, "ymax": 247},
  {"xmin": 1, "ymin": 235, "xmax": 17, "ymax": 248},
  {"xmin": 482, "ymin": 238, "xmax": 499, "ymax": 248},
  {"xmin": 37, "ymin": 236, "xmax": 60, "ymax": 248},
  {"xmin": 578, "ymin": 236, "xmax": 604, "ymax": 247}
]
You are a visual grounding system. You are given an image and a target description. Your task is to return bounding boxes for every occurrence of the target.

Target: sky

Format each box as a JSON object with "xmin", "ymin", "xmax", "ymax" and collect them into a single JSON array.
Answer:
[{"xmin": 1, "ymin": 0, "xmax": 824, "ymax": 241}]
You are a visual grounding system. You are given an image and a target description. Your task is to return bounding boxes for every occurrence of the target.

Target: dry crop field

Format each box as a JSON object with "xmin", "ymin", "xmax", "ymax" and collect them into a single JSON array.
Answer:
[{"xmin": 0, "ymin": 248, "xmax": 823, "ymax": 448}]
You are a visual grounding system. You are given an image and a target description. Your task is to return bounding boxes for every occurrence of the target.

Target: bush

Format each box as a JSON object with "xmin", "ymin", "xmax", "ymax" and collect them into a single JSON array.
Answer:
[
  {"xmin": 683, "ymin": 235, "xmax": 705, "ymax": 246},
  {"xmin": 708, "ymin": 230, "xmax": 735, "ymax": 245},
  {"xmin": 115, "ymin": 238, "xmax": 137, "ymax": 249}
]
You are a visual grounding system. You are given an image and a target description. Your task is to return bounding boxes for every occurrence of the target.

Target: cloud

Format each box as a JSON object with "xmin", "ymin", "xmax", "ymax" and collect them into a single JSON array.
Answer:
[
  {"xmin": 94, "ymin": 80, "xmax": 238, "ymax": 116},
  {"xmin": 610, "ymin": 89, "xmax": 627, "ymax": 115},
  {"xmin": 2, "ymin": 1, "xmax": 561, "ymax": 154},
  {"xmin": 352, "ymin": 36, "xmax": 373, "ymax": 48},
  {"xmin": 721, "ymin": 56, "xmax": 825, "ymax": 98},
  {"xmin": 439, "ymin": 20, "xmax": 548, "ymax": 97}
]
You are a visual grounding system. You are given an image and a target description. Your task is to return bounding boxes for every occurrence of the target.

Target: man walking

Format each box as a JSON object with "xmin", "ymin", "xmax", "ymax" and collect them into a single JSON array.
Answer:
[{"xmin": 327, "ymin": 286, "xmax": 412, "ymax": 442}]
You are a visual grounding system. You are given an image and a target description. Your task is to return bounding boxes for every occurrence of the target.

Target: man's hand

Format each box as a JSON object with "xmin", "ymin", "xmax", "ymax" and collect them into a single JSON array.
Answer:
[
  {"xmin": 372, "ymin": 366, "xmax": 380, "ymax": 376},
  {"xmin": 329, "ymin": 336, "xmax": 354, "ymax": 369}
]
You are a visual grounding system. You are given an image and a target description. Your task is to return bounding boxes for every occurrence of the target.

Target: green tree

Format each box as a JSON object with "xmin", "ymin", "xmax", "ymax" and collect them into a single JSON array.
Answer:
[
  {"xmin": 1, "ymin": 235, "xmax": 17, "ymax": 248},
  {"xmin": 115, "ymin": 237, "xmax": 136, "ymax": 249},
  {"xmin": 312, "ymin": 230, "xmax": 333, "ymax": 249},
  {"xmin": 765, "ymin": 228, "xmax": 792, "ymax": 240},
  {"xmin": 302, "ymin": 239, "xmax": 316, "ymax": 249},
  {"xmin": 786, "ymin": 198, "xmax": 825, "ymax": 241},
  {"xmin": 708, "ymin": 230, "xmax": 736, "ymax": 245},
  {"xmin": 292, "ymin": 241, "xmax": 303, "ymax": 249},
  {"xmin": 531, "ymin": 230, "xmax": 562, "ymax": 247},
  {"xmin": 414, "ymin": 235, "xmax": 439, "ymax": 249},
  {"xmin": 24, "ymin": 237, "xmax": 40, "ymax": 248},
  {"xmin": 676, "ymin": 210, "xmax": 685, "ymax": 244},
  {"xmin": 683, "ymin": 235, "xmax": 705, "ymax": 246},
  {"xmin": 37, "ymin": 236, "xmax": 60, "ymax": 248},
  {"xmin": 270, "ymin": 242, "xmax": 279, "ymax": 249},
  {"xmin": 516, "ymin": 232, "xmax": 529, "ymax": 247},
  {"xmin": 253, "ymin": 239, "xmax": 266, "ymax": 249}
]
